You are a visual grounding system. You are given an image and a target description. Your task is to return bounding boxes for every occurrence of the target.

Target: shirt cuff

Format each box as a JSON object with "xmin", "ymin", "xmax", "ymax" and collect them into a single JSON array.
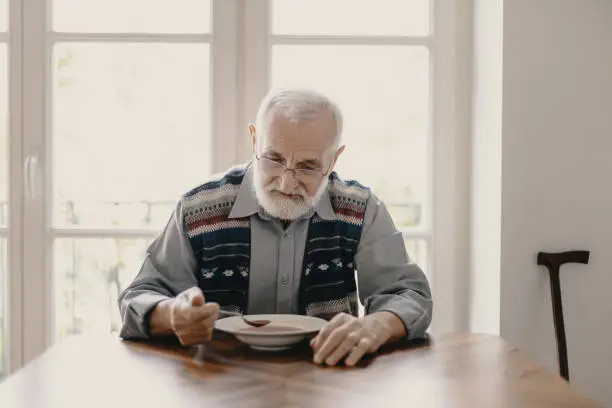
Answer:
[
  {"xmin": 119, "ymin": 292, "xmax": 171, "ymax": 340},
  {"xmin": 366, "ymin": 294, "xmax": 432, "ymax": 341}
]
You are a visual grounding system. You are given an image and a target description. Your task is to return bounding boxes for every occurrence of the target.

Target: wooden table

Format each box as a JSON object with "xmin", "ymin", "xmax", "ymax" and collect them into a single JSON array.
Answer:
[{"xmin": 0, "ymin": 333, "xmax": 600, "ymax": 407}]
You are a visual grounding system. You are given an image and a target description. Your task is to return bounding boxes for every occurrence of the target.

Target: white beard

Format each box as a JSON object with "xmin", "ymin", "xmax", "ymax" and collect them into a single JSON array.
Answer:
[{"xmin": 253, "ymin": 161, "xmax": 328, "ymax": 220}]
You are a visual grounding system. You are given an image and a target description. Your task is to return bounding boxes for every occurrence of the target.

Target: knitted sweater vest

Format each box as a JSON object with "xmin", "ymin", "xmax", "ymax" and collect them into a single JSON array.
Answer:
[{"xmin": 182, "ymin": 164, "xmax": 370, "ymax": 320}]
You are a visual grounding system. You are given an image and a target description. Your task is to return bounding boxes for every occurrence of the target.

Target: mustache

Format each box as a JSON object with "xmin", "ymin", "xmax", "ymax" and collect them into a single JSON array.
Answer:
[{"xmin": 265, "ymin": 181, "xmax": 307, "ymax": 198}]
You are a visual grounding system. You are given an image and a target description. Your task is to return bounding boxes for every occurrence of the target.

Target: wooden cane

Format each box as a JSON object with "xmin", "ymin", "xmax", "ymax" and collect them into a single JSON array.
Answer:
[{"xmin": 537, "ymin": 250, "xmax": 590, "ymax": 382}]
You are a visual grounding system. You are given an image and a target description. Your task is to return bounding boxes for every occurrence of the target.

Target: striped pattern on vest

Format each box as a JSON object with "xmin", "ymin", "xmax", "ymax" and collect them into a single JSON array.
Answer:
[
  {"xmin": 182, "ymin": 166, "xmax": 250, "ymax": 313},
  {"xmin": 299, "ymin": 175, "xmax": 369, "ymax": 320}
]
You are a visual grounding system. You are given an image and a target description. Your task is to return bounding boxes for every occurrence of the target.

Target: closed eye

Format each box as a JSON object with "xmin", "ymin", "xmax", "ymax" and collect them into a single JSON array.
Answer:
[
  {"xmin": 297, "ymin": 164, "xmax": 318, "ymax": 171},
  {"xmin": 263, "ymin": 153, "xmax": 285, "ymax": 164},
  {"xmin": 297, "ymin": 160, "xmax": 322, "ymax": 171}
]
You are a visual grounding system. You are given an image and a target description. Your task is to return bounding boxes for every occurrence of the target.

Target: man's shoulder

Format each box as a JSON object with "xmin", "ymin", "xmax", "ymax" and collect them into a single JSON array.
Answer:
[
  {"xmin": 328, "ymin": 172, "xmax": 372, "ymax": 202},
  {"xmin": 184, "ymin": 164, "xmax": 248, "ymax": 197},
  {"xmin": 181, "ymin": 164, "xmax": 249, "ymax": 208}
]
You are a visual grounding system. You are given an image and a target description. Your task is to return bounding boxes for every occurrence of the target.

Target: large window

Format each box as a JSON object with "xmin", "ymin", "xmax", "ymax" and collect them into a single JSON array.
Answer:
[
  {"xmin": 49, "ymin": 2, "xmax": 213, "ymax": 342},
  {"xmin": 3, "ymin": 0, "xmax": 459, "ymax": 375},
  {"xmin": 51, "ymin": 42, "xmax": 211, "ymax": 339}
]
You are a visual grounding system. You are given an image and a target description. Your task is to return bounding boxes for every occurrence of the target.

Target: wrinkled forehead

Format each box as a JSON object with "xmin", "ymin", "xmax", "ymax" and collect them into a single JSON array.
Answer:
[{"xmin": 260, "ymin": 112, "xmax": 336, "ymax": 160}]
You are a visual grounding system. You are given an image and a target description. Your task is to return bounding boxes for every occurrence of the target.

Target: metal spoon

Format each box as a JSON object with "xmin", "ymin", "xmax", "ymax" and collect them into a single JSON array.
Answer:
[{"xmin": 222, "ymin": 311, "xmax": 271, "ymax": 327}]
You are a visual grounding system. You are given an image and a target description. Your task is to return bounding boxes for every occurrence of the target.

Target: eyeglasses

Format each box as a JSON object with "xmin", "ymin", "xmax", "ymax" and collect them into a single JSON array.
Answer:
[{"xmin": 254, "ymin": 152, "xmax": 335, "ymax": 180}]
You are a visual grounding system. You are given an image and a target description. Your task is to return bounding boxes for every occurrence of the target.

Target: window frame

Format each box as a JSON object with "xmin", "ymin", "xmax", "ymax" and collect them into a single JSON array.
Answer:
[{"xmin": 2, "ymin": 0, "xmax": 25, "ymax": 379}]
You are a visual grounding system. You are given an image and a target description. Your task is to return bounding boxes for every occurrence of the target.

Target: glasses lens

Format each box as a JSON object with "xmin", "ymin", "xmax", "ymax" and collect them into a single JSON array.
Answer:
[
  {"xmin": 295, "ymin": 169, "xmax": 318, "ymax": 179},
  {"xmin": 261, "ymin": 157, "xmax": 283, "ymax": 173},
  {"xmin": 259, "ymin": 156, "xmax": 323, "ymax": 180}
]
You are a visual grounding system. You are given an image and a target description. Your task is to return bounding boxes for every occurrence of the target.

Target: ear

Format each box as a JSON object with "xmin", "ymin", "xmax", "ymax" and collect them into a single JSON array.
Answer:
[
  {"xmin": 248, "ymin": 124, "xmax": 257, "ymax": 154},
  {"xmin": 328, "ymin": 145, "xmax": 345, "ymax": 174}
]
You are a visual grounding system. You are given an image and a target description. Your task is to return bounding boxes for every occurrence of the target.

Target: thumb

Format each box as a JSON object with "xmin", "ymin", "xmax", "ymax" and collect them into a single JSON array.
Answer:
[{"xmin": 187, "ymin": 287, "xmax": 205, "ymax": 307}]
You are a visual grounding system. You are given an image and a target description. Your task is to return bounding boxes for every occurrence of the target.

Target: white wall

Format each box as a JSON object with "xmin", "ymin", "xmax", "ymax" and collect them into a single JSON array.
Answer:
[{"xmin": 497, "ymin": 0, "xmax": 612, "ymax": 406}]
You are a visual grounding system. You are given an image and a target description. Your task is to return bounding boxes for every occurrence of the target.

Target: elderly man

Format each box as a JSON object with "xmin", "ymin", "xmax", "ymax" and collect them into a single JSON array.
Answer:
[{"xmin": 118, "ymin": 88, "xmax": 433, "ymax": 366}]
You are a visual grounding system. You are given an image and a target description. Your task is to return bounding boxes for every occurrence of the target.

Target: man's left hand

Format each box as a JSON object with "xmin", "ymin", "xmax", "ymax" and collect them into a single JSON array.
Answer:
[{"xmin": 310, "ymin": 311, "xmax": 405, "ymax": 367}]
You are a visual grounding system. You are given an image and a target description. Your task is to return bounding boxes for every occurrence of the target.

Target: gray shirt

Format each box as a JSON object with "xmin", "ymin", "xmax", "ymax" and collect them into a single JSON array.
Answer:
[{"xmin": 118, "ymin": 166, "xmax": 433, "ymax": 340}]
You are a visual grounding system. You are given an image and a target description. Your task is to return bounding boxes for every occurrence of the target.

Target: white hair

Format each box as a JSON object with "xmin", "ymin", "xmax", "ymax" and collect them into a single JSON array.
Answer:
[{"xmin": 254, "ymin": 88, "xmax": 343, "ymax": 151}]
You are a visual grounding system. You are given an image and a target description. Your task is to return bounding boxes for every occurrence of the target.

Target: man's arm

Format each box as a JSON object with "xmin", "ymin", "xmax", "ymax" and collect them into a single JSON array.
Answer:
[
  {"xmin": 355, "ymin": 194, "xmax": 433, "ymax": 341},
  {"xmin": 310, "ymin": 194, "xmax": 434, "ymax": 366},
  {"xmin": 117, "ymin": 199, "xmax": 198, "ymax": 339}
]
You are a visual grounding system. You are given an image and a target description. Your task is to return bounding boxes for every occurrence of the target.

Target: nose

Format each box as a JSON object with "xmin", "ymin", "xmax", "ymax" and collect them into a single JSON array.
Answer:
[{"xmin": 278, "ymin": 169, "xmax": 298, "ymax": 193}]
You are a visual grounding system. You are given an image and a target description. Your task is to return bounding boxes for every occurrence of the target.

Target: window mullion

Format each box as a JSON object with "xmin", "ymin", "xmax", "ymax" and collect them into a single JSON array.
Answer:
[
  {"xmin": 239, "ymin": 0, "xmax": 270, "ymax": 164},
  {"xmin": 270, "ymin": 35, "xmax": 432, "ymax": 47},
  {"xmin": 211, "ymin": 0, "xmax": 239, "ymax": 173},
  {"xmin": 48, "ymin": 32, "xmax": 212, "ymax": 43}
]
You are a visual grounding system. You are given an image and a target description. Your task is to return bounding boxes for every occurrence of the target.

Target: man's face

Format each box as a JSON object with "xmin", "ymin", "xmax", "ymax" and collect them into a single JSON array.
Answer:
[{"xmin": 251, "ymin": 112, "xmax": 342, "ymax": 220}]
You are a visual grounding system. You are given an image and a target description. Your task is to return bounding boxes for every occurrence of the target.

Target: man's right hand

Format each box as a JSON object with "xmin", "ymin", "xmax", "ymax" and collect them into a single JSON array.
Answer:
[
  {"xmin": 170, "ymin": 287, "xmax": 220, "ymax": 345},
  {"xmin": 148, "ymin": 287, "xmax": 219, "ymax": 345},
  {"xmin": 149, "ymin": 286, "xmax": 220, "ymax": 345}
]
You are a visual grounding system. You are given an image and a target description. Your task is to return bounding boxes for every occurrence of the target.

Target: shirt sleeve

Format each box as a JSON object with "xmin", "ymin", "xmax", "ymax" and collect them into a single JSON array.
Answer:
[
  {"xmin": 117, "ymin": 199, "xmax": 198, "ymax": 340},
  {"xmin": 355, "ymin": 194, "xmax": 433, "ymax": 340}
]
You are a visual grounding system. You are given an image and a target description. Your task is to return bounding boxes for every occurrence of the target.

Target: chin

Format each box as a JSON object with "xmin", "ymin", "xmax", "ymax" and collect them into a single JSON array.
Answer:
[{"xmin": 260, "ymin": 192, "xmax": 311, "ymax": 220}]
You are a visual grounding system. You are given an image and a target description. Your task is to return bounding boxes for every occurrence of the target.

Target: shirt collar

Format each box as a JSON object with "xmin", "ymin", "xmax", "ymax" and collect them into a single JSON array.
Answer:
[
  {"xmin": 228, "ymin": 163, "xmax": 259, "ymax": 219},
  {"xmin": 313, "ymin": 188, "xmax": 336, "ymax": 221},
  {"xmin": 228, "ymin": 162, "xmax": 336, "ymax": 221}
]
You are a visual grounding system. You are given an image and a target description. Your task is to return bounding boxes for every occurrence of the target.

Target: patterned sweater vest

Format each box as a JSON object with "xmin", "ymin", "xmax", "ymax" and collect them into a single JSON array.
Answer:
[{"xmin": 182, "ymin": 164, "xmax": 370, "ymax": 320}]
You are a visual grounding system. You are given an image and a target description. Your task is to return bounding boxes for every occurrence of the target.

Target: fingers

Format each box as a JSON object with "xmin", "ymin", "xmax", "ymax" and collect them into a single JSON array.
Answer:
[
  {"xmin": 173, "ymin": 304, "xmax": 219, "ymax": 346},
  {"xmin": 324, "ymin": 331, "xmax": 361, "ymax": 366},
  {"xmin": 311, "ymin": 313, "xmax": 384, "ymax": 367},
  {"xmin": 187, "ymin": 302, "xmax": 220, "ymax": 322},
  {"xmin": 345, "ymin": 337, "xmax": 374, "ymax": 367},
  {"xmin": 187, "ymin": 287, "xmax": 205, "ymax": 306},
  {"xmin": 314, "ymin": 321, "xmax": 355, "ymax": 364},
  {"xmin": 176, "ymin": 320, "xmax": 215, "ymax": 346},
  {"xmin": 196, "ymin": 314, "xmax": 218, "ymax": 342},
  {"xmin": 177, "ymin": 287, "xmax": 218, "ymax": 320},
  {"xmin": 312, "ymin": 313, "xmax": 350, "ymax": 352},
  {"xmin": 170, "ymin": 287, "xmax": 220, "ymax": 346}
]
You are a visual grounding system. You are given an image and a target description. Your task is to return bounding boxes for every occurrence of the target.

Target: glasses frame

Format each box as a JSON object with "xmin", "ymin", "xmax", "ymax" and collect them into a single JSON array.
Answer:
[{"xmin": 254, "ymin": 150, "xmax": 337, "ymax": 179}]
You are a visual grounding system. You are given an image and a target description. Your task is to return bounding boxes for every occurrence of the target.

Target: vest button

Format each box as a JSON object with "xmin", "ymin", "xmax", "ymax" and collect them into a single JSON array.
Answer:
[{"xmin": 280, "ymin": 275, "xmax": 289, "ymax": 285}]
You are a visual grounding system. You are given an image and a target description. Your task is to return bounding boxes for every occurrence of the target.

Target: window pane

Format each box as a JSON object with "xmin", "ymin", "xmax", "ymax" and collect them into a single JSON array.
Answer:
[
  {"xmin": 0, "ymin": 0, "xmax": 6, "ymax": 32},
  {"xmin": 404, "ymin": 239, "xmax": 428, "ymax": 274},
  {"xmin": 0, "ymin": 45, "xmax": 6, "ymax": 228},
  {"xmin": 53, "ymin": 238, "xmax": 150, "ymax": 340},
  {"xmin": 52, "ymin": 43, "xmax": 210, "ymax": 230},
  {"xmin": 52, "ymin": 0, "xmax": 210, "ymax": 33},
  {"xmin": 272, "ymin": 0, "xmax": 429, "ymax": 36},
  {"xmin": 272, "ymin": 45, "xmax": 430, "ymax": 229}
]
